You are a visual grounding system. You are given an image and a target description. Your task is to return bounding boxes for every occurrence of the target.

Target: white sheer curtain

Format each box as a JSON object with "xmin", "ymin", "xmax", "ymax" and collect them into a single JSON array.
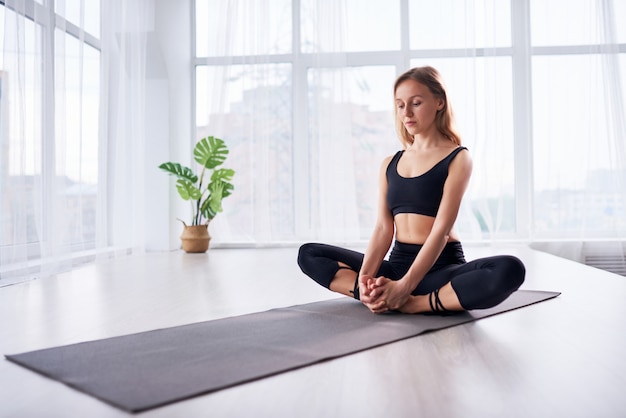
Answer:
[
  {"xmin": 3, "ymin": 0, "xmax": 623, "ymax": 281},
  {"xmin": 197, "ymin": 0, "xmax": 626, "ymax": 273},
  {"xmin": 528, "ymin": 0, "xmax": 626, "ymax": 269},
  {"xmin": 407, "ymin": 0, "xmax": 518, "ymax": 241},
  {"xmin": 196, "ymin": 0, "xmax": 396, "ymax": 244},
  {"xmin": 0, "ymin": 0, "xmax": 150, "ymax": 283},
  {"xmin": 0, "ymin": 1, "xmax": 41, "ymax": 280},
  {"xmin": 303, "ymin": 1, "xmax": 361, "ymax": 242},
  {"xmin": 197, "ymin": 0, "xmax": 517, "ymax": 244},
  {"xmin": 99, "ymin": 0, "xmax": 150, "ymax": 255}
]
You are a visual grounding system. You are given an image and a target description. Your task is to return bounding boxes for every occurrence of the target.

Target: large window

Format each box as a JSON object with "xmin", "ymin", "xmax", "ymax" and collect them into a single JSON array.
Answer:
[
  {"xmin": 194, "ymin": 0, "xmax": 626, "ymax": 244},
  {"xmin": 530, "ymin": 0, "xmax": 626, "ymax": 238},
  {"xmin": 0, "ymin": 0, "xmax": 101, "ymax": 273}
]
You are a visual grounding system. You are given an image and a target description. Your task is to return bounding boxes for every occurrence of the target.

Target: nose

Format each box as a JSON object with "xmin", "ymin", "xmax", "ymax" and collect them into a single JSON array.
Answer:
[{"xmin": 401, "ymin": 106, "xmax": 413, "ymax": 117}]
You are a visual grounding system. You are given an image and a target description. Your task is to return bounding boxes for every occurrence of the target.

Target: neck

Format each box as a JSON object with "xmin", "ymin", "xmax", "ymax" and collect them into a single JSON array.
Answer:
[{"xmin": 408, "ymin": 133, "xmax": 449, "ymax": 150}]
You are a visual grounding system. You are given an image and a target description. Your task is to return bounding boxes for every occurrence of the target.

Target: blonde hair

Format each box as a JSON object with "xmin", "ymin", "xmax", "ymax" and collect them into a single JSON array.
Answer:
[{"xmin": 393, "ymin": 66, "xmax": 462, "ymax": 147}]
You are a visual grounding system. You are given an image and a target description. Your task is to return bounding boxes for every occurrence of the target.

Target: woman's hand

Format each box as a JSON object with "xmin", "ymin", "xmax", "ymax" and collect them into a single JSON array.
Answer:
[
  {"xmin": 358, "ymin": 274, "xmax": 386, "ymax": 313},
  {"xmin": 359, "ymin": 276, "xmax": 411, "ymax": 313},
  {"xmin": 357, "ymin": 274, "xmax": 376, "ymax": 303}
]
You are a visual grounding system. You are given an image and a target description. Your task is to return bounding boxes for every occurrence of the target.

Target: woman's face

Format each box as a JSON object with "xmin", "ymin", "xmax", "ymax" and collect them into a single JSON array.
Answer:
[{"xmin": 394, "ymin": 79, "xmax": 443, "ymax": 138}]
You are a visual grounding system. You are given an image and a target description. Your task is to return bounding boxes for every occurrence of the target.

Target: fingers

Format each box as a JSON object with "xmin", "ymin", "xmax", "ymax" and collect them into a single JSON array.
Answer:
[
  {"xmin": 359, "ymin": 275, "xmax": 380, "ymax": 302},
  {"xmin": 364, "ymin": 289, "xmax": 389, "ymax": 313},
  {"xmin": 358, "ymin": 276, "xmax": 373, "ymax": 301},
  {"xmin": 360, "ymin": 290, "xmax": 386, "ymax": 312},
  {"xmin": 358, "ymin": 275, "xmax": 373, "ymax": 292},
  {"xmin": 374, "ymin": 276, "xmax": 388, "ymax": 286},
  {"xmin": 363, "ymin": 278, "xmax": 408, "ymax": 313},
  {"xmin": 367, "ymin": 276, "xmax": 390, "ymax": 298},
  {"xmin": 358, "ymin": 275, "xmax": 397, "ymax": 313},
  {"xmin": 368, "ymin": 300, "xmax": 388, "ymax": 314}
]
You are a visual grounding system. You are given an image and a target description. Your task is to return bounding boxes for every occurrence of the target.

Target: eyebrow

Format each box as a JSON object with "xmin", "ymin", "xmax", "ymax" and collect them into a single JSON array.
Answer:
[{"xmin": 395, "ymin": 95, "xmax": 424, "ymax": 101}]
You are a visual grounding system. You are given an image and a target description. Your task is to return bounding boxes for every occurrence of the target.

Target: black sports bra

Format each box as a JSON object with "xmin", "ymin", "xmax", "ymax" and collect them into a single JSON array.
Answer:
[{"xmin": 386, "ymin": 146, "xmax": 467, "ymax": 217}]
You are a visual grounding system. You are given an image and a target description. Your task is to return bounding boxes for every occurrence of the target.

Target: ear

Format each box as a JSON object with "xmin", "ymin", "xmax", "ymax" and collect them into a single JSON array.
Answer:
[{"xmin": 437, "ymin": 98, "xmax": 445, "ymax": 111}]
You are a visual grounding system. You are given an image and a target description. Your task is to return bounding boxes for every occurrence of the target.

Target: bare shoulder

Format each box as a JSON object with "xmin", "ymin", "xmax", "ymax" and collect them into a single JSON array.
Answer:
[
  {"xmin": 381, "ymin": 153, "xmax": 395, "ymax": 166},
  {"xmin": 450, "ymin": 147, "xmax": 473, "ymax": 175},
  {"xmin": 379, "ymin": 153, "xmax": 396, "ymax": 171}
]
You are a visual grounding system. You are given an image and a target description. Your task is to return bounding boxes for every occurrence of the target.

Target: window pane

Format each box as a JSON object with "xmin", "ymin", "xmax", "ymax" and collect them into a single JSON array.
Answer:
[
  {"xmin": 617, "ymin": 1, "xmax": 626, "ymax": 43},
  {"xmin": 55, "ymin": 32, "xmax": 100, "ymax": 246},
  {"xmin": 307, "ymin": 66, "xmax": 397, "ymax": 238},
  {"xmin": 410, "ymin": 58, "xmax": 516, "ymax": 237},
  {"xmin": 409, "ymin": 0, "xmax": 511, "ymax": 49},
  {"xmin": 532, "ymin": 54, "xmax": 626, "ymax": 236},
  {"xmin": 531, "ymin": 0, "xmax": 613, "ymax": 46},
  {"xmin": 301, "ymin": 0, "xmax": 400, "ymax": 53},
  {"xmin": 196, "ymin": 64, "xmax": 293, "ymax": 240},
  {"xmin": 57, "ymin": 0, "xmax": 101, "ymax": 37},
  {"xmin": 1, "ymin": 14, "xmax": 42, "ymax": 247},
  {"xmin": 0, "ymin": 7, "xmax": 3, "ymax": 68},
  {"xmin": 195, "ymin": 0, "xmax": 291, "ymax": 57}
]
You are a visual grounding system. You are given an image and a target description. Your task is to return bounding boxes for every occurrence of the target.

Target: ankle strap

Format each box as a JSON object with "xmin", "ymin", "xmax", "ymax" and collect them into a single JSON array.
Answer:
[{"xmin": 429, "ymin": 289, "xmax": 449, "ymax": 313}]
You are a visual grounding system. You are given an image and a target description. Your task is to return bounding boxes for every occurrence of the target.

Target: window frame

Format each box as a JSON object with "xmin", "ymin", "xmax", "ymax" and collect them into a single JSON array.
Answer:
[
  {"xmin": 0, "ymin": 0, "xmax": 101, "ymax": 261},
  {"xmin": 191, "ymin": 0, "xmax": 626, "ymax": 243}
]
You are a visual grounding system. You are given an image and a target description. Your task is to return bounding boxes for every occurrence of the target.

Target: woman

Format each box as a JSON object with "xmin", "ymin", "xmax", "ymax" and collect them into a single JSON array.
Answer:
[{"xmin": 298, "ymin": 66, "xmax": 525, "ymax": 314}]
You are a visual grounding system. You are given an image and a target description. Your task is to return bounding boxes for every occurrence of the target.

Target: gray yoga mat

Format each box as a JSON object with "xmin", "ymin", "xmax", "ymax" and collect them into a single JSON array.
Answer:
[{"xmin": 6, "ymin": 290, "xmax": 559, "ymax": 413}]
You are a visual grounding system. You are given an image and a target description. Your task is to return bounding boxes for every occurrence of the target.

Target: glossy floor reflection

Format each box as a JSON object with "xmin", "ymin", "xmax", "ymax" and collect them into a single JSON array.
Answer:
[{"xmin": 1, "ymin": 245, "xmax": 625, "ymax": 418}]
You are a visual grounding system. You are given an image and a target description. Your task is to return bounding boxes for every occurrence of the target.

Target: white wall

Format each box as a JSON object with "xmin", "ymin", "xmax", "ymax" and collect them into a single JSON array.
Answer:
[{"xmin": 145, "ymin": 0, "xmax": 193, "ymax": 251}]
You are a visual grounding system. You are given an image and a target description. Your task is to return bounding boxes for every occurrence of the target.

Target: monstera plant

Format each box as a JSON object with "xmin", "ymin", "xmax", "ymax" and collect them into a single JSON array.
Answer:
[{"xmin": 159, "ymin": 136, "xmax": 235, "ymax": 252}]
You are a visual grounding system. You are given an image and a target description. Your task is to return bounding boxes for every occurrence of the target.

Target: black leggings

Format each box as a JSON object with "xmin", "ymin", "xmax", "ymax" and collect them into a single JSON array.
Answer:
[{"xmin": 297, "ymin": 241, "xmax": 525, "ymax": 310}]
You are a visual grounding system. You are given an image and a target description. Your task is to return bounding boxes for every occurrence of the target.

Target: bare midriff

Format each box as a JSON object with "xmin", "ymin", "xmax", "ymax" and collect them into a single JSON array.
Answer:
[{"xmin": 393, "ymin": 213, "xmax": 460, "ymax": 245}]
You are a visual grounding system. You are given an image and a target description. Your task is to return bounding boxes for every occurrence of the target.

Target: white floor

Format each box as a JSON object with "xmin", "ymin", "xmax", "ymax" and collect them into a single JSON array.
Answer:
[{"xmin": 1, "ymin": 244, "xmax": 625, "ymax": 418}]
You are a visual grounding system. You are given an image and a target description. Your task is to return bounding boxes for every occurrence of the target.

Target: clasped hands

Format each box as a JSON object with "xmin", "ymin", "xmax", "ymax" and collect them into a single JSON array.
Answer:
[{"xmin": 358, "ymin": 274, "xmax": 410, "ymax": 314}]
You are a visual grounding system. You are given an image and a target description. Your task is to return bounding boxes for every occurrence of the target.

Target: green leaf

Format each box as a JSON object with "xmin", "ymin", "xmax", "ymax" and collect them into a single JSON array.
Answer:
[
  {"xmin": 194, "ymin": 136, "xmax": 229, "ymax": 170},
  {"xmin": 211, "ymin": 168, "xmax": 235, "ymax": 183},
  {"xmin": 176, "ymin": 179, "xmax": 201, "ymax": 201},
  {"xmin": 158, "ymin": 162, "xmax": 198, "ymax": 183},
  {"xmin": 161, "ymin": 137, "xmax": 235, "ymax": 223},
  {"xmin": 201, "ymin": 179, "xmax": 234, "ymax": 220},
  {"xmin": 208, "ymin": 182, "xmax": 224, "ymax": 214},
  {"xmin": 200, "ymin": 200, "xmax": 214, "ymax": 220},
  {"xmin": 209, "ymin": 169, "xmax": 235, "ymax": 199},
  {"xmin": 200, "ymin": 200, "xmax": 219, "ymax": 221},
  {"xmin": 221, "ymin": 182, "xmax": 234, "ymax": 198}
]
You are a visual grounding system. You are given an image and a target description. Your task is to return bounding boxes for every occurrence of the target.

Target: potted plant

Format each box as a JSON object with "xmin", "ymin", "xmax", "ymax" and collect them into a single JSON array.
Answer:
[{"xmin": 159, "ymin": 135, "xmax": 235, "ymax": 253}]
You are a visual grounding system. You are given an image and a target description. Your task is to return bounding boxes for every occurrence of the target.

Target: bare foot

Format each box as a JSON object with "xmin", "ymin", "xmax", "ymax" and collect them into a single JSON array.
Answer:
[
  {"xmin": 398, "ymin": 284, "xmax": 464, "ymax": 314},
  {"xmin": 397, "ymin": 295, "xmax": 429, "ymax": 314}
]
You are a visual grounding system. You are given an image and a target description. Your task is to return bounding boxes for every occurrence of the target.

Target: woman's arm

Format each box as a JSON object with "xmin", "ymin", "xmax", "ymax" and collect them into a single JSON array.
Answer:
[
  {"xmin": 370, "ymin": 149, "xmax": 473, "ymax": 312},
  {"xmin": 358, "ymin": 156, "xmax": 395, "ymax": 300}
]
